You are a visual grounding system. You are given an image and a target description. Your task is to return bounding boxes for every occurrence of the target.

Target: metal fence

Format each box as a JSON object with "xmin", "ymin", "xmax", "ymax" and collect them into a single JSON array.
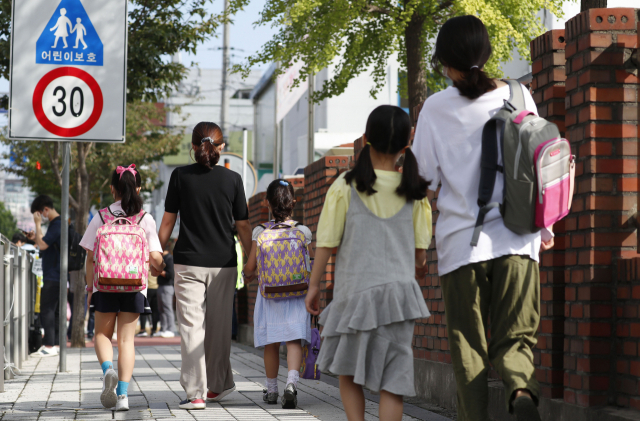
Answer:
[{"xmin": 0, "ymin": 235, "xmax": 39, "ymax": 392}]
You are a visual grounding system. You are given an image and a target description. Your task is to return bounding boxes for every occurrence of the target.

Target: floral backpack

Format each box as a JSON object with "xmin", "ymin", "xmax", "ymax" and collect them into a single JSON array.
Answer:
[
  {"xmin": 93, "ymin": 208, "xmax": 149, "ymax": 293},
  {"xmin": 256, "ymin": 220, "xmax": 311, "ymax": 300}
]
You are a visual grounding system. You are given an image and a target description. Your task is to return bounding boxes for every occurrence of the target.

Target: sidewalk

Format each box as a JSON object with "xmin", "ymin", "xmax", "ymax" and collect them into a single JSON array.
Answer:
[{"xmin": 0, "ymin": 344, "xmax": 453, "ymax": 421}]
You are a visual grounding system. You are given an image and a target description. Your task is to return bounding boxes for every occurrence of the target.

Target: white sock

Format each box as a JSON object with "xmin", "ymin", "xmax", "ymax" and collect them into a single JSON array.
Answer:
[
  {"xmin": 266, "ymin": 377, "xmax": 278, "ymax": 394},
  {"xmin": 287, "ymin": 369, "xmax": 299, "ymax": 386}
]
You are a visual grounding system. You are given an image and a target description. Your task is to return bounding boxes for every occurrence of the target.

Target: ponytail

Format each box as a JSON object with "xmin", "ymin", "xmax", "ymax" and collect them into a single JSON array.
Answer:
[
  {"xmin": 192, "ymin": 121, "xmax": 224, "ymax": 169},
  {"xmin": 451, "ymin": 67, "xmax": 496, "ymax": 100},
  {"xmin": 396, "ymin": 148, "xmax": 429, "ymax": 201},
  {"xmin": 111, "ymin": 165, "xmax": 143, "ymax": 217},
  {"xmin": 344, "ymin": 144, "xmax": 377, "ymax": 196}
]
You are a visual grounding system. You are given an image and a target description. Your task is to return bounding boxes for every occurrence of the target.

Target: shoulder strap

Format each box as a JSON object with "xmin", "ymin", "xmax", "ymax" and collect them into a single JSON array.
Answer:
[
  {"xmin": 505, "ymin": 79, "xmax": 526, "ymax": 110},
  {"xmin": 134, "ymin": 211, "xmax": 147, "ymax": 225},
  {"xmin": 98, "ymin": 208, "xmax": 108, "ymax": 224}
]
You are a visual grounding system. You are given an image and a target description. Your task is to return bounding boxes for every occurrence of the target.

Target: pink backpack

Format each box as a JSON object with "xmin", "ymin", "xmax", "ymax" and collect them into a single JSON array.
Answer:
[{"xmin": 93, "ymin": 208, "xmax": 149, "ymax": 293}]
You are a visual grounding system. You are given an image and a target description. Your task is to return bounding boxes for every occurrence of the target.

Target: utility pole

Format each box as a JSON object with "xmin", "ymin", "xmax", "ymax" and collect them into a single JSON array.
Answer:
[
  {"xmin": 220, "ymin": 0, "xmax": 230, "ymax": 138},
  {"xmin": 308, "ymin": 73, "xmax": 315, "ymax": 165}
]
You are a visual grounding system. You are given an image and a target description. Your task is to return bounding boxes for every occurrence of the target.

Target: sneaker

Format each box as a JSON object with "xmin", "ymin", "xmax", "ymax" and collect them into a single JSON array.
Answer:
[
  {"xmin": 281, "ymin": 383, "xmax": 297, "ymax": 409},
  {"xmin": 179, "ymin": 398, "xmax": 206, "ymax": 410},
  {"xmin": 135, "ymin": 331, "xmax": 148, "ymax": 337},
  {"xmin": 152, "ymin": 331, "xmax": 163, "ymax": 337},
  {"xmin": 160, "ymin": 331, "xmax": 175, "ymax": 338},
  {"xmin": 206, "ymin": 384, "xmax": 236, "ymax": 402},
  {"xmin": 100, "ymin": 368, "xmax": 118, "ymax": 409},
  {"xmin": 115, "ymin": 395, "xmax": 129, "ymax": 411},
  {"xmin": 31, "ymin": 346, "xmax": 59, "ymax": 357},
  {"xmin": 513, "ymin": 396, "xmax": 541, "ymax": 421},
  {"xmin": 262, "ymin": 389, "xmax": 278, "ymax": 404}
]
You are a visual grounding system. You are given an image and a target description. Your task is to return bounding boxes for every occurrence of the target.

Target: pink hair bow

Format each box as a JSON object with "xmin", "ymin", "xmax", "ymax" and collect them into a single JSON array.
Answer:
[{"xmin": 116, "ymin": 164, "xmax": 137, "ymax": 180}]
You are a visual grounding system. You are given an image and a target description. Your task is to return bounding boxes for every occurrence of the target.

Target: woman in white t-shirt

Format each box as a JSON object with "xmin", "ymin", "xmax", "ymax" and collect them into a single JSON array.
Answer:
[
  {"xmin": 80, "ymin": 164, "xmax": 165, "ymax": 413},
  {"xmin": 412, "ymin": 16, "xmax": 553, "ymax": 421}
]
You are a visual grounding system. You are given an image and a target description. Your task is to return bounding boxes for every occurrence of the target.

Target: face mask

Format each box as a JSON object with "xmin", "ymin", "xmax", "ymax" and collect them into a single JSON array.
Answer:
[{"xmin": 41, "ymin": 211, "xmax": 49, "ymax": 223}]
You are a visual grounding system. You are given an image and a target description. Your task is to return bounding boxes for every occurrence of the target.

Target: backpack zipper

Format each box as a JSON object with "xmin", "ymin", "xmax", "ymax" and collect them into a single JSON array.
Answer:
[{"xmin": 537, "ymin": 138, "xmax": 564, "ymax": 204}]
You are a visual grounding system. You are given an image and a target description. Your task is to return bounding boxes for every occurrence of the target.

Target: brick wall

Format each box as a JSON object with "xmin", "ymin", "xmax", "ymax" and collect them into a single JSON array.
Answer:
[
  {"xmin": 560, "ymin": 8, "xmax": 639, "ymax": 408},
  {"xmin": 303, "ymin": 156, "xmax": 353, "ymax": 310},
  {"xmin": 531, "ymin": 29, "xmax": 568, "ymax": 400}
]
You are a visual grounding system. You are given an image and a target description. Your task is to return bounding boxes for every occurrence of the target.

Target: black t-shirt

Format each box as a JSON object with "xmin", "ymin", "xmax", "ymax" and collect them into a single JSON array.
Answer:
[{"xmin": 165, "ymin": 164, "xmax": 249, "ymax": 268}]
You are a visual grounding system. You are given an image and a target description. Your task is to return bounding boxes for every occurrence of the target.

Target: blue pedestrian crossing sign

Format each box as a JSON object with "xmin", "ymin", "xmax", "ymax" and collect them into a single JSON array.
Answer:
[{"xmin": 35, "ymin": 0, "xmax": 103, "ymax": 66}]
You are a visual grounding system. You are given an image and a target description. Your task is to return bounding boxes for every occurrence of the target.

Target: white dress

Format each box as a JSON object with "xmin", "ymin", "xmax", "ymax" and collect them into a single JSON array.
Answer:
[{"xmin": 252, "ymin": 221, "xmax": 312, "ymax": 348}]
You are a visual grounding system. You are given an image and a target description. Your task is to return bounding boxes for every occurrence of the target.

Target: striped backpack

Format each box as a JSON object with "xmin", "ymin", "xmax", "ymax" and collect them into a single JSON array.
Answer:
[
  {"xmin": 256, "ymin": 220, "xmax": 311, "ymax": 300},
  {"xmin": 93, "ymin": 208, "xmax": 149, "ymax": 293}
]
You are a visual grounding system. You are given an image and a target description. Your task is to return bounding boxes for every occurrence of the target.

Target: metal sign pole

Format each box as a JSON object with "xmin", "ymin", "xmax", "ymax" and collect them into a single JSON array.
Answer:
[{"xmin": 58, "ymin": 141, "xmax": 69, "ymax": 372}]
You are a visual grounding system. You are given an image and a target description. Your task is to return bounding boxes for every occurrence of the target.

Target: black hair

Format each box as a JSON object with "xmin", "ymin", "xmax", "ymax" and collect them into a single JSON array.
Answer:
[
  {"xmin": 30, "ymin": 195, "xmax": 54, "ymax": 214},
  {"xmin": 431, "ymin": 15, "xmax": 496, "ymax": 100},
  {"xmin": 345, "ymin": 105, "xmax": 429, "ymax": 201},
  {"xmin": 267, "ymin": 179, "xmax": 295, "ymax": 223},
  {"xmin": 111, "ymin": 165, "xmax": 143, "ymax": 217},
  {"xmin": 192, "ymin": 121, "xmax": 224, "ymax": 169},
  {"xmin": 12, "ymin": 233, "xmax": 27, "ymax": 244}
]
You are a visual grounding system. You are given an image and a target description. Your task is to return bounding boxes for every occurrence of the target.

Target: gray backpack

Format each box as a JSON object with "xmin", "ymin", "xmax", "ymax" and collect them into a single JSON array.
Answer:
[{"xmin": 471, "ymin": 80, "xmax": 573, "ymax": 246}]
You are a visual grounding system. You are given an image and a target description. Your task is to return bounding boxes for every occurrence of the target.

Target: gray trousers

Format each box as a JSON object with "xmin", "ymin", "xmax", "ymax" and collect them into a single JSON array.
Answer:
[
  {"xmin": 157, "ymin": 285, "xmax": 176, "ymax": 333},
  {"xmin": 175, "ymin": 265, "xmax": 236, "ymax": 400}
]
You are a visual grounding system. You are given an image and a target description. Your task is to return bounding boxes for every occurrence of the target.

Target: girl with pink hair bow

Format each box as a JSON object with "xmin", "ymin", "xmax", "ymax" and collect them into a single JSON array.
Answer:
[{"xmin": 79, "ymin": 163, "xmax": 165, "ymax": 412}]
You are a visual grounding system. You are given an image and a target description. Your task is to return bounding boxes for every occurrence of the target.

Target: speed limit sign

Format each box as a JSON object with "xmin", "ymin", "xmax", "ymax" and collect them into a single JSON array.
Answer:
[
  {"xmin": 32, "ymin": 67, "xmax": 104, "ymax": 137},
  {"xmin": 9, "ymin": 0, "xmax": 126, "ymax": 142}
]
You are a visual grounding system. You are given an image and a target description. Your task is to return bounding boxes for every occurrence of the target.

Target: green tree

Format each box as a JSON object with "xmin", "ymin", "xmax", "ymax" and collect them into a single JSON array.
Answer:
[
  {"xmin": 0, "ymin": 0, "xmax": 224, "ymax": 347},
  {"xmin": 0, "ymin": 202, "xmax": 17, "ymax": 239},
  {"xmin": 232, "ymin": 0, "xmax": 567, "ymax": 119}
]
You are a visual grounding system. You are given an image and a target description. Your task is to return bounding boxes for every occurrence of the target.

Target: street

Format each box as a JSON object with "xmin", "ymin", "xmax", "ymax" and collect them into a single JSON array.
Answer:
[{"xmin": 0, "ymin": 344, "xmax": 453, "ymax": 421}]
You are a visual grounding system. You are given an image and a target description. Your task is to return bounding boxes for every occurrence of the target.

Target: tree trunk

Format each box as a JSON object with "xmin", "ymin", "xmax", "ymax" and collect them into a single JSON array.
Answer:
[
  {"xmin": 69, "ymin": 142, "xmax": 91, "ymax": 348},
  {"xmin": 404, "ymin": 10, "xmax": 428, "ymax": 126},
  {"xmin": 581, "ymin": 0, "xmax": 607, "ymax": 11}
]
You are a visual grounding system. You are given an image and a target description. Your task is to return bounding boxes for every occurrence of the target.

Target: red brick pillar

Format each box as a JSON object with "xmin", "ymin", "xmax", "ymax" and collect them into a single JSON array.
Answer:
[
  {"xmin": 530, "ymin": 28, "xmax": 567, "ymax": 400},
  {"xmin": 238, "ymin": 192, "xmax": 269, "ymax": 327},
  {"xmin": 563, "ymin": 8, "xmax": 639, "ymax": 407},
  {"xmin": 303, "ymin": 156, "xmax": 353, "ymax": 310}
]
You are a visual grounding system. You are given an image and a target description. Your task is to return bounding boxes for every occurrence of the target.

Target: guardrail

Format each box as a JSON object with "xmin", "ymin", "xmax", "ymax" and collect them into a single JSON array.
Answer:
[{"xmin": 0, "ymin": 235, "xmax": 39, "ymax": 392}]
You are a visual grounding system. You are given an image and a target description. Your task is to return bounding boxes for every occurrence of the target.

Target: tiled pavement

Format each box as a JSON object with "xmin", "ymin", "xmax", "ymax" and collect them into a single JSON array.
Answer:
[{"xmin": 0, "ymin": 345, "xmax": 453, "ymax": 421}]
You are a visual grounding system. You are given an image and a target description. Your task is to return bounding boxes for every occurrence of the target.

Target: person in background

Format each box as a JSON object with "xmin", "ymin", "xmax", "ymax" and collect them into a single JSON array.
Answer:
[
  {"xmin": 243, "ymin": 179, "xmax": 313, "ymax": 409},
  {"xmin": 13, "ymin": 232, "xmax": 37, "ymax": 253},
  {"xmin": 27, "ymin": 195, "xmax": 62, "ymax": 357},
  {"xmin": 157, "ymin": 121, "xmax": 252, "ymax": 410},
  {"xmin": 156, "ymin": 248, "xmax": 176, "ymax": 338},
  {"xmin": 137, "ymin": 274, "xmax": 159, "ymax": 337},
  {"xmin": 231, "ymin": 224, "xmax": 244, "ymax": 341}
]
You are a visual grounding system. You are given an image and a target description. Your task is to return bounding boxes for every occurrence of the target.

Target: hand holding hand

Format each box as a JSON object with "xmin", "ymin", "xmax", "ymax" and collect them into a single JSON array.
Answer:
[
  {"xmin": 150, "ymin": 266, "xmax": 162, "ymax": 277},
  {"xmin": 305, "ymin": 285, "xmax": 320, "ymax": 316},
  {"xmin": 415, "ymin": 264, "xmax": 428, "ymax": 281}
]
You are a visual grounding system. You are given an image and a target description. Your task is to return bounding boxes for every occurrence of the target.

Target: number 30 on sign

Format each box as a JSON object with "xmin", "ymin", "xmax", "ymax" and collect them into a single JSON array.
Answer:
[{"xmin": 32, "ymin": 67, "xmax": 103, "ymax": 137}]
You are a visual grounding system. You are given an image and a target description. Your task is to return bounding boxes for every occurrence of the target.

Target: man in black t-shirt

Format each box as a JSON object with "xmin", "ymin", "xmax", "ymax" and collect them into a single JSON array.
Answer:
[{"xmin": 27, "ymin": 195, "xmax": 62, "ymax": 357}]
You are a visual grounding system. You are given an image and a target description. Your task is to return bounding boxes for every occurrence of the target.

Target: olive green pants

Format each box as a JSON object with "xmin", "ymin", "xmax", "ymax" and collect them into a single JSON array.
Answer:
[{"xmin": 440, "ymin": 255, "xmax": 540, "ymax": 421}]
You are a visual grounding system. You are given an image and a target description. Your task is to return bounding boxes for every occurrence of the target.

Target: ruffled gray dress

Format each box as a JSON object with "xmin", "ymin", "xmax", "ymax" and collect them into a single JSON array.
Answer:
[{"xmin": 317, "ymin": 187, "xmax": 431, "ymax": 397}]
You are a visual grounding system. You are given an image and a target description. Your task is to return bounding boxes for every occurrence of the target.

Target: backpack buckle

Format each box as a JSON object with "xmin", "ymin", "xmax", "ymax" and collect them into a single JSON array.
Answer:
[{"xmin": 503, "ymin": 99, "xmax": 517, "ymax": 112}]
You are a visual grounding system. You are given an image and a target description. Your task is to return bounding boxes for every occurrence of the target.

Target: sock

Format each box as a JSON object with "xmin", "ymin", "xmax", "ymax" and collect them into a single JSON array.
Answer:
[
  {"xmin": 101, "ymin": 361, "xmax": 113, "ymax": 375},
  {"xmin": 266, "ymin": 377, "xmax": 278, "ymax": 394},
  {"xmin": 287, "ymin": 369, "xmax": 299, "ymax": 386},
  {"xmin": 116, "ymin": 381, "xmax": 129, "ymax": 397}
]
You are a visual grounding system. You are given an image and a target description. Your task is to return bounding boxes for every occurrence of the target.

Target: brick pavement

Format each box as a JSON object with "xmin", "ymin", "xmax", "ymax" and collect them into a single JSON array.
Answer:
[{"xmin": 0, "ymin": 345, "xmax": 452, "ymax": 421}]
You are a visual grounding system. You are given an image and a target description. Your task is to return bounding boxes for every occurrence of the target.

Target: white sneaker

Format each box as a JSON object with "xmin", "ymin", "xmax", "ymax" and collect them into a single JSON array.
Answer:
[
  {"xmin": 115, "ymin": 395, "xmax": 129, "ymax": 411},
  {"xmin": 135, "ymin": 331, "xmax": 148, "ymax": 337},
  {"xmin": 160, "ymin": 331, "xmax": 175, "ymax": 338},
  {"xmin": 152, "ymin": 331, "xmax": 163, "ymax": 337},
  {"xmin": 31, "ymin": 346, "xmax": 58, "ymax": 357},
  {"xmin": 100, "ymin": 368, "xmax": 118, "ymax": 408}
]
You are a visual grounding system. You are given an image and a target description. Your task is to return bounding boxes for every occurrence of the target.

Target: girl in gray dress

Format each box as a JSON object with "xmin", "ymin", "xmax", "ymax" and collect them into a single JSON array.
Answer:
[{"xmin": 306, "ymin": 105, "xmax": 432, "ymax": 421}]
